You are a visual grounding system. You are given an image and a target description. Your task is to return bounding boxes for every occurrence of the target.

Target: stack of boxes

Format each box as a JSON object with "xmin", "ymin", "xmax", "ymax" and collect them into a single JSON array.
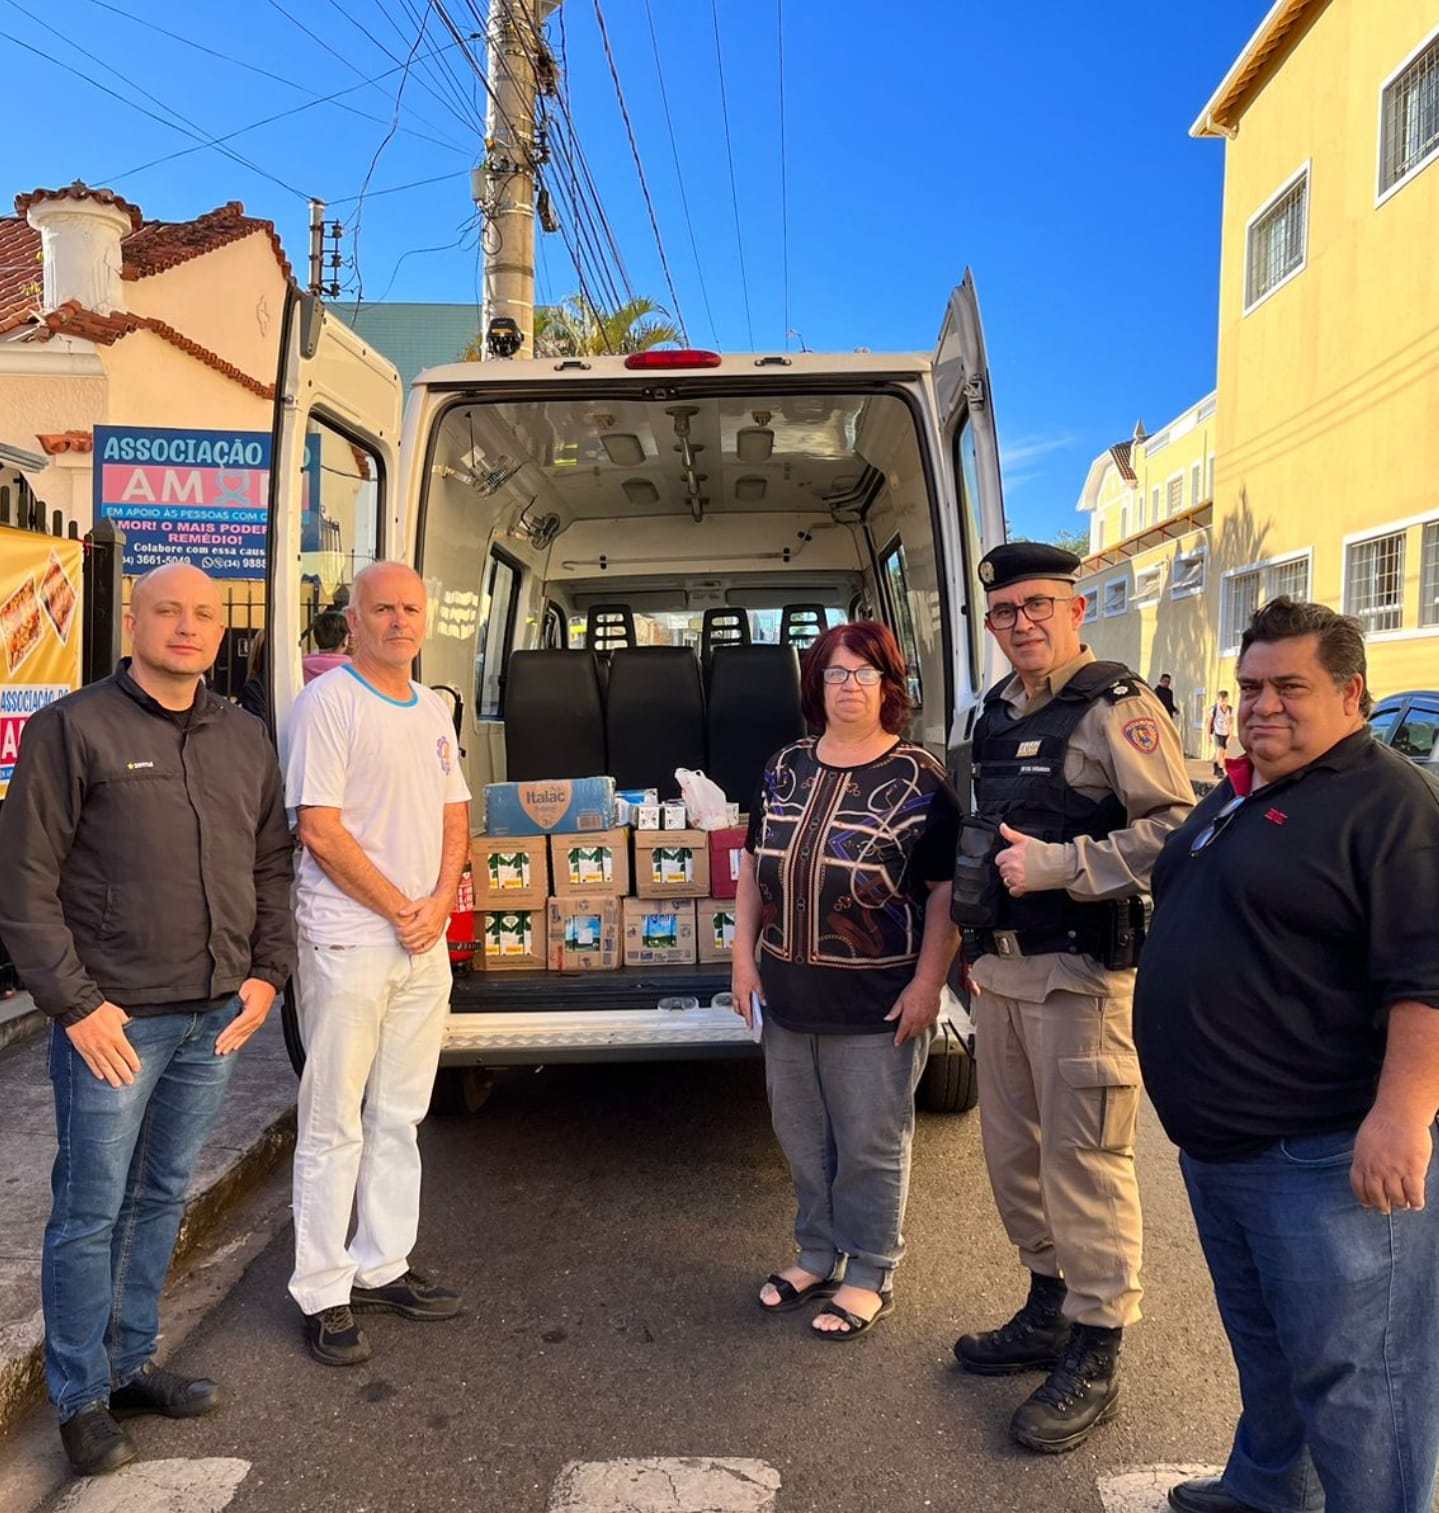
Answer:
[{"xmin": 469, "ymin": 776, "xmax": 746, "ymax": 975}]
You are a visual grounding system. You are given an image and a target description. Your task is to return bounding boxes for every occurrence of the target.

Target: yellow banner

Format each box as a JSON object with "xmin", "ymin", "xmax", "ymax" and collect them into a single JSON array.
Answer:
[{"xmin": 0, "ymin": 526, "xmax": 83, "ymax": 798}]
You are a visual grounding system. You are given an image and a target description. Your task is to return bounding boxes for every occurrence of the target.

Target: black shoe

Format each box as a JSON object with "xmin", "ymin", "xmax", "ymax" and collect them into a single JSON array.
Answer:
[
  {"xmin": 351, "ymin": 1267, "xmax": 461, "ymax": 1320},
  {"xmin": 955, "ymin": 1271, "xmax": 1069, "ymax": 1375},
  {"xmin": 110, "ymin": 1360, "xmax": 223, "ymax": 1419},
  {"xmin": 1009, "ymin": 1323, "xmax": 1122, "ymax": 1453},
  {"xmin": 59, "ymin": 1403, "xmax": 138, "ymax": 1476},
  {"xmin": 304, "ymin": 1304, "xmax": 372, "ymax": 1366},
  {"xmin": 1168, "ymin": 1479, "xmax": 1265, "ymax": 1513}
]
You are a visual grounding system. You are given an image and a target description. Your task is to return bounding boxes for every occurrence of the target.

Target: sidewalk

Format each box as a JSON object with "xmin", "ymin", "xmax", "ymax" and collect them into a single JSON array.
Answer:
[{"xmin": 0, "ymin": 1009, "xmax": 297, "ymax": 1436}]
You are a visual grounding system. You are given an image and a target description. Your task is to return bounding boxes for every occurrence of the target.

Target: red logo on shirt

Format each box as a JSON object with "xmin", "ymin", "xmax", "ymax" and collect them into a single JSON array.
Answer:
[{"xmin": 1265, "ymin": 808, "xmax": 1288, "ymax": 825}]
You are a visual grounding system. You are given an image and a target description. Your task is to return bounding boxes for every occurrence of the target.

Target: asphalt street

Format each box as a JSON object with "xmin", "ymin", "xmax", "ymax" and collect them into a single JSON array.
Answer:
[{"xmin": 4, "ymin": 1050, "xmax": 1271, "ymax": 1513}]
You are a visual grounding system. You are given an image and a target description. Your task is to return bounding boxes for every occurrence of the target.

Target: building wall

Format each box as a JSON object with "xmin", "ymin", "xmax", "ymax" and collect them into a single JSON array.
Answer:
[
  {"xmin": 0, "ymin": 368, "xmax": 105, "ymax": 528},
  {"xmin": 100, "ymin": 332, "xmax": 272, "ymax": 435},
  {"xmin": 1212, "ymin": 0, "xmax": 1439, "ymax": 699}
]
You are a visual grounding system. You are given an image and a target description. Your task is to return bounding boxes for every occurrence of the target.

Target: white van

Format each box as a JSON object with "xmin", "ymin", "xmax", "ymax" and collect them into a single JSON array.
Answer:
[{"xmin": 266, "ymin": 279, "xmax": 1007, "ymax": 1113}]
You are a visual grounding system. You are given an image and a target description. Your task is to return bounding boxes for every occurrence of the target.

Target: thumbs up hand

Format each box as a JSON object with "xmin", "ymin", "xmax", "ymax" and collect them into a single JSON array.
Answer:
[{"xmin": 996, "ymin": 822, "xmax": 1035, "ymax": 899}]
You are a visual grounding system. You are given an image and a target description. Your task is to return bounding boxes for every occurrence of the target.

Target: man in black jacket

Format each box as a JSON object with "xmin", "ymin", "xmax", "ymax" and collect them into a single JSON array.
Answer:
[{"xmin": 0, "ymin": 562, "xmax": 294, "ymax": 1477}]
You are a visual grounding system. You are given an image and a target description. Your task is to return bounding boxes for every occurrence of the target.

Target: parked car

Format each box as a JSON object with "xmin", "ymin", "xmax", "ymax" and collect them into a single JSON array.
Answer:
[{"xmin": 1368, "ymin": 691, "xmax": 1439, "ymax": 769}]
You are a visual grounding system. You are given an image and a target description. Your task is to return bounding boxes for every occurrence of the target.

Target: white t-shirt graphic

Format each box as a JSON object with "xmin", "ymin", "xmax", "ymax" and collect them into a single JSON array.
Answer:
[{"xmin": 285, "ymin": 664, "xmax": 471, "ymax": 945}]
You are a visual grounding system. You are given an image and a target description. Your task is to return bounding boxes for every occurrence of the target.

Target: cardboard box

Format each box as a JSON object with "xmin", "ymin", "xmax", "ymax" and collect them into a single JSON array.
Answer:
[
  {"xmin": 632, "ymin": 828, "xmax": 710, "ymax": 899},
  {"xmin": 661, "ymin": 801, "xmax": 687, "ymax": 829},
  {"xmin": 476, "ymin": 907, "xmax": 546, "ymax": 972},
  {"xmin": 549, "ymin": 827, "xmax": 631, "ymax": 897},
  {"xmin": 484, "ymin": 776, "xmax": 616, "ymax": 837},
  {"xmin": 695, "ymin": 898, "xmax": 737, "ymax": 964},
  {"xmin": 471, "ymin": 835, "xmax": 549, "ymax": 907},
  {"xmin": 615, "ymin": 787, "xmax": 658, "ymax": 827},
  {"xmin": 706, "ymin": 825, "xmax": 749, "ymax": 901},
  {"xmin": 622, "ymin": 898, "xmax": 697, "ymax": 966},
  {"xmin": 546, "ymin": 894, "xmax": 621, "ymax": 972}
]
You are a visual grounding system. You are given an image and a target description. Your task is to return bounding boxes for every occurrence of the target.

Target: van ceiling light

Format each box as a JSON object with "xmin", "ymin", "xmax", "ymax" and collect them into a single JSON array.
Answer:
[
  {"xmin": 622, "ymin": 478, "xmax": 659, "ymax": 505},
  {"xmin": 735, "ymin": 476, "xmax": 766, "ymax": 502},
  {"xmin": 601, "ymin": 433, "xmax": 645, "ymax": 466},
  {"xmin": 736, "ymin": 427, "xmax": 774, "ymax": 463}
]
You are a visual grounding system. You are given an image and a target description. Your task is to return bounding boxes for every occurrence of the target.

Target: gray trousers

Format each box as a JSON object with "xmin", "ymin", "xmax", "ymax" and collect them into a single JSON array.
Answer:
[{"xmin": 763, "ymin": 1019, "xmax": 932, "ymax": 1294}]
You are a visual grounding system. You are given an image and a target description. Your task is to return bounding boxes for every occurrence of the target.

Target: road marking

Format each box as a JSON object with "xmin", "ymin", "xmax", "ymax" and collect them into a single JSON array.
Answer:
[
  {"xmin": 1097, "ymin": 1464, "xmax": 1224, "ymax": 1513},
  {"xmin": 53, "ymin": 1457, "xmax": 250, "ymax": 1513},
  {"xmin": 548, "ymin": 1457, "xmax": 780, "ymax": 1512}
]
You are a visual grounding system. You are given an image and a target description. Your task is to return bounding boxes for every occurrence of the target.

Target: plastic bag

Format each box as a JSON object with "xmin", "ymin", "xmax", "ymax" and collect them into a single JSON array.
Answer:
[{"xmin": 675, "ymin": 767, "xmax": 728, "ymax": 831}]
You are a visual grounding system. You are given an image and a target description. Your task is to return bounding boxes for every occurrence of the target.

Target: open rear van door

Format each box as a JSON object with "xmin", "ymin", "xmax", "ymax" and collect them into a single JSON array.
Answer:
[
  {"xmin": 933, "ymin": 272, "xmax": 1008, "ymax": 792},
  {"xmin": 266, "ymin": 286, "xmax": 404, "ymax": 736}
]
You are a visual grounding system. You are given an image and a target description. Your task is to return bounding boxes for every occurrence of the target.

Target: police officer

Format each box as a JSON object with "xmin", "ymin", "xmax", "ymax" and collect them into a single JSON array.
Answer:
[{"xmin": 950, "ymin": 543, "xmax": 1193, "ymax": 1453}]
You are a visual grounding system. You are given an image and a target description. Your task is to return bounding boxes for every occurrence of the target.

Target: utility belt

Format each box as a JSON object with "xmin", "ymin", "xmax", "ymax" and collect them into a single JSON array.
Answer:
[{"xmin": 963, "ymin": 898, "xmax": 1147, "ymax": 971}]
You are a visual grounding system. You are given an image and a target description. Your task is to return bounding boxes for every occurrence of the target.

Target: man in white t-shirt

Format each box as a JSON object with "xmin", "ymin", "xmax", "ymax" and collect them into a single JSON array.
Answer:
[
  {"xmin": 284, "ymin": 561, "xmax": 471, "ymax": 1366},
  {"xmin": 1209, "ymin": 691, "xmax": 1235, "ymax": 778}
]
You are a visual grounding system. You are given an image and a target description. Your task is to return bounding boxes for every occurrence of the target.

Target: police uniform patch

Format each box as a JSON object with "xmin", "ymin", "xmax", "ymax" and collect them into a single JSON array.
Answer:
[{"xmin": 1122, "ymin": 717, "xmax": 1160, "ymax": 754}]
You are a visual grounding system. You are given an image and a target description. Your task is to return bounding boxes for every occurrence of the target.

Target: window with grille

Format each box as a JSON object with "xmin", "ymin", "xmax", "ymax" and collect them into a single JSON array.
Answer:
[
  {"xmin": 1166, "ymin": 475, "xmax": 1184, "ymax": 517},
  {"xmin": 1421, "ymin": 521, "xmax": 1439, "ymax": 627},
  {"xmin": 1190, "ymin": 462, "xmax": 1202, "ymax": 508},
  {"xmin": 1103, "ymin": 579, "xmax": 1128, "ymax": 617},
  {"xmin": 1345, "ymin": 532, "xmax": 1406, "ymax": 633},
  {"xmin": 1171, "ymin": 549, "xmax": 1207, "ymax": 599},
  {"xmin": 1380, "ymin": 33, "xmax": 1439, "ymax": 196},
  {"xmin": 1223, "ymin": 570, "xmax": 1262, "ymax": 650},
  {"xmin": 1246, "ymin": 170, "xmax": 1308, "ymax": 309},
  {"xmin": 1268, "ymin": 555, "xmax": 1310, "ymax": 603},
  {"xmin": 1080, "ymin": 582, "xmax": 1098, "ymax": 623},
  {"xmin": 1134, "ymin": 564, "xmax": 1163, "ymax": 601}
]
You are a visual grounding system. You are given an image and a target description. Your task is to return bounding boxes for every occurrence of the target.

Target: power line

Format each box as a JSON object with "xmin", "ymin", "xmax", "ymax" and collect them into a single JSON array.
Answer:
[
  {"xmin": 642, "ymin": 0, "xmax": 717, "ymax": 348},
  {"xmin": 709, "ymin": 0, "xmax": 754, "ymax": 348},
  {"xmin": 329, "ymin": 170, "xmax": 469, "ymax": 206},
  {"xmin": 777, "ymin": 0, "xmax": 791, "ymax": 352}
]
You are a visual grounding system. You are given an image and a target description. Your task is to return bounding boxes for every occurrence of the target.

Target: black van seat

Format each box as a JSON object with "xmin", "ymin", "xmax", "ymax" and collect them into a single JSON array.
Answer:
[
  {"xmin": 707, "ymin": 644, "xmax": 805, "ymax": 809},
  {"xmin": 606, "ymin": 647, "xmax": 706, "ymax": 799},
  {"xmin": 780, "ymin": 604, "xmax": 829, "ymax": 649},
  {"xmin": 504, "ymin": 649, "xmax": 606, "ymax": 781},
  {"xmin": 586, "ymin": 603, "xmax": 636, "ymax": 654},
  {"xmin": 701, "ymin": 606, "xmax": 750, "ymax": 669}
]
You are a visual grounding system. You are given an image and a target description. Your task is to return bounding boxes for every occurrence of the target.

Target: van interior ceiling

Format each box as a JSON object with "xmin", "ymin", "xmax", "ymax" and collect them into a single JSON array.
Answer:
[{"xmin": 411, "ymin": 386, "xmax": 949, "ymax": 807}]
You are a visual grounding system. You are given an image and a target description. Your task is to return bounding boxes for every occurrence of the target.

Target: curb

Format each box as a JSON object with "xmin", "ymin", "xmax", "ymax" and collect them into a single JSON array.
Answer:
[{"xmin": 0, "ymin": 1103, "xmax": 296, "ymax": 1438}]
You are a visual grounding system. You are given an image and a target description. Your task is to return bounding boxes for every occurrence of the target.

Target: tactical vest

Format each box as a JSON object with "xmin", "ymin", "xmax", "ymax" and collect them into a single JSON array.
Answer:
[{"xmin": 972, "ymin": 660, "xmax": 1138, "ymax": 941}]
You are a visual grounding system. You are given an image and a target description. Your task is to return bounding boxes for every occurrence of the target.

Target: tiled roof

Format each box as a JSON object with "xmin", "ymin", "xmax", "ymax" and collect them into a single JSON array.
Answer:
[
  {"xmin": 1108, "ymin": 440, "xmax": 1136, "ymax": 482},
  {"xmin": 36, "ymin": 431, "xmax": 94, "ymax": 456},
  {"xmin": 22, "ymin": 301, "xmax": 275, "ymax": 399}
]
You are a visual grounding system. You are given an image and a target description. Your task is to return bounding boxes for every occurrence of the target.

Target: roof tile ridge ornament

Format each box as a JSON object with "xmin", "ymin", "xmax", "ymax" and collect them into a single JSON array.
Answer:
[{"xmin": 15, "ymin": 181, "xmax": 144, "ymax": 232}]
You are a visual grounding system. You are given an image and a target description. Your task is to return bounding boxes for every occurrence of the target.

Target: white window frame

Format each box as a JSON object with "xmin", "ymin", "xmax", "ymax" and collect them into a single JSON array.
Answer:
[
  {"xmin": 1103, "ymin": 577, "xmax": 1129, "ymax": 618},
  {"xmin": 1170, "ymin": 544, "xmax": 1208, "ymax": 601},
  {"xmin": 1079, "ymin": 580, "xmax": 1099, "ymax": 623},
  {"xmin": 1133, "ymin": 562, "xmax": 1164, "ymax": 604},
  {"xmin": 1219, "ymin": 548, "xmax": 1313, "ymax": 655},
  {"xmin": 1244, "ymin": 162, "xmax": 1311, "ymax": 315},
  {"xmin": 1376, "ymin": 21, "xmax": 1439, "ymax": 207},
  {"xmin": 1342, "ymin": 512, "xmax": 1439, "ymax": 642},
  {"xmin": 1165, "ymin": 471, "xmax": 1185, "ymax": 521},
  {"xmin": 1421, "ymin": 519, "xmax": 1439, "ymax": 629}
]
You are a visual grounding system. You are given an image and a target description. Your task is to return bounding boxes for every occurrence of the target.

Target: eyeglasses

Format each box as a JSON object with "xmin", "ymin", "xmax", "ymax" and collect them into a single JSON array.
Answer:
[
  {"xmin": 985, "ymin": 595, "xmax": 1073, "ymax": 630},
  {"xmin": 822, "ymin": 665, "xmax": 883, "ymax": 686},
  {"xmin": 1189, "ymin": 792, "xmax": 1246, "ymax": 854}
]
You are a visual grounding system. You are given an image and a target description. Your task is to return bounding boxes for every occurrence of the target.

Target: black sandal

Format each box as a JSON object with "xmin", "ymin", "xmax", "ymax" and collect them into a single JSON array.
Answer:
[
  {"xmin": 811, "ymin": 1293, "xmax": 895, "ymax": 1342},
  {"xmin": 757, "ymin": 1272, "xmax": 840, "ymax": 1314}
]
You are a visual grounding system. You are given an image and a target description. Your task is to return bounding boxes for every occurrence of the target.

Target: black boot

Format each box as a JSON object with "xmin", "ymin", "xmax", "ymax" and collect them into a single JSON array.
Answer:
[
  {"xmin": 954, "ymin": 1271, "xmax": 1068, "ymax": 1375},
  {"xmin": 1009, "ymin": 1322, "xmax": 1121, "ymax": 1453},
  {"xmin": 59, "ymin": 1403, "xmax": 138, "ymax": 1476}
]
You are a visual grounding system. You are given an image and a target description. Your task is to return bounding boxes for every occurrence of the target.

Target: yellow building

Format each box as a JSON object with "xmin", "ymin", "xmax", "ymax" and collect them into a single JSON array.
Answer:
[
  {"xmin": 1075, "ymin": 394, "xmax": 1218, "ymax": 753},
  {"xmin": 1194, "ymin": 0, "xmax": 1439, "ymax": 701}
]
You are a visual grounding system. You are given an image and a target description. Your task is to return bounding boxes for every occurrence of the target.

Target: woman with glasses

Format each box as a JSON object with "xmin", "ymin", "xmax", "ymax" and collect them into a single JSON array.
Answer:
[{"xmin": 732, "ymin": 620, "xmax": 960, "ymax": 1340}]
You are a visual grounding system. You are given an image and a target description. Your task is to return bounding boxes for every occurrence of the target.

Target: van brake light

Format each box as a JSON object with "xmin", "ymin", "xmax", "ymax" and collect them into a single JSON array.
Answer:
[{"xmin": 623, "ymin": 350, "xmax": 723, "ymax": 370}]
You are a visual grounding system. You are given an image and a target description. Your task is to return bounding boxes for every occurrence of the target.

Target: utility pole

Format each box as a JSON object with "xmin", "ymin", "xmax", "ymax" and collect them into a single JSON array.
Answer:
[
  {"xmin": 308, "ymin": 199, "xmax": 326, "ymax": 297},
  {"xmin": 478, "ymin": 0, "xmax": 561, "ymax": 359}
]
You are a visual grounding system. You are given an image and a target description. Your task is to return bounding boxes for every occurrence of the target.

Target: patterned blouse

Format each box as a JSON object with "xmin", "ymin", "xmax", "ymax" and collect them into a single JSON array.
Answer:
[{"xmin": 745, "ymin": 738, "xmax": 959, "ymax": 1034}]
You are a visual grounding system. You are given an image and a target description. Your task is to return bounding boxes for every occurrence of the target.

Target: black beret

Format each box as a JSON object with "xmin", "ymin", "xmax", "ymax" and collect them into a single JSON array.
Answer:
[{"xmin": 978, "ymin": 542, "xmax": 1082, "ymax": 593}]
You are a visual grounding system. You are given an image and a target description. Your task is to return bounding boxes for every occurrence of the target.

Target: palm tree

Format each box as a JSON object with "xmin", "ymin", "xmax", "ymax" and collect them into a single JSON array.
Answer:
[{"xmin": 464, "ymin": 295, "xmax": 681, "ymax": 360}]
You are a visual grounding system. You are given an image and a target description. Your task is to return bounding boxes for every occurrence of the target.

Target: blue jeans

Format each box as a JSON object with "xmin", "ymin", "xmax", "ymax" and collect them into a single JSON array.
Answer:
[
  {"xmin": 1181, "ymin": 1126, "xmax": 1439, "ymax": 1513},
  {"xmin": 763, "ymin": 1020, "xmax": 932, "ymax": 1294},
  {"xmin": 43, "ymin": 999, "xmax": 239, "ymax": 1421}
]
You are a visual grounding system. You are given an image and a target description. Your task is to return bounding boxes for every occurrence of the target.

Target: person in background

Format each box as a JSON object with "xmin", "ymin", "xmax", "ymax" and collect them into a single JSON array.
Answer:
[
  {"xmin": 285, "ymin": 561, "xmax": 471, "ymax": 1367},
  {"xmin": 732, "ymin": 620, "xmax": 961, "ymax": 1341},
  {"xmin": 302, "ymin": 609, "xmax": 352, "ymax": 684},
  {"xmin": 1136, "ymin": 599, "xmax": 1439, "ymax": 1513},
  {"xmin": 237, "ymin": 628, "xmax": 267, "ymax": 720},
  {"xmin": 951, "ymin": 542, "xmax": 1193, "ymax": 1454},
  {"xmin": 1208, "ymin": 690, "xmax": 1234, "ymax": 777},
  {"xmin": 1154, "ymin": 673, "xmax": 1178, "ymax": 722},
  {"xmin": 0, "ymin": 563, "xmax": 294, "ymax": 1477}
]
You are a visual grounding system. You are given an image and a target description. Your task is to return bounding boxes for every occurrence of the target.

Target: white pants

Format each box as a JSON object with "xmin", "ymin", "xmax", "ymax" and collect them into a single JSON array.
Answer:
[{"xmin": 289, "ymin": 937, "xmax": 451, "ymax": 1314}]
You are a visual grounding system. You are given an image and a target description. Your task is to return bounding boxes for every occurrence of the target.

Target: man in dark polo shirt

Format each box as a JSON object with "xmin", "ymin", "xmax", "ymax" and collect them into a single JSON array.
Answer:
[{"xmin": 1134, "ymin": 598, "xmax": 1439, "ymax": 1513}]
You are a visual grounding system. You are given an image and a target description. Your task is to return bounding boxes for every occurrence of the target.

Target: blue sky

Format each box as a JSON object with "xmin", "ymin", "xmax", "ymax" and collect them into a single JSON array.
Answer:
[{"xmin": 2, "ymin": 0, "xmax": 1264, "ymax": 542}]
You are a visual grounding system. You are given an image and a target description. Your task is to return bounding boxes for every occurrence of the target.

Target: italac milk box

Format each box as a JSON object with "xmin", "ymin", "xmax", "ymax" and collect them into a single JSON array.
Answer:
[{"xmin": 484, "ymin": 776, "xmax": 616, "ymax": 837}]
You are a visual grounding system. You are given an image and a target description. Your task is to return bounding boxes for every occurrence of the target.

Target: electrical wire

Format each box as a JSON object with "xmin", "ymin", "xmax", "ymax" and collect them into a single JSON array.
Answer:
[
  {"xmin": 710, "ymin": 0, "xmax": 755, "ymax": 349},
  {"xmin": 590, "ymin": 0, "xmax": 688, "ymax": 343},
  {"xmin": 777, "ymin": 0, "xmax": 791, "ymax": 352},
  {"xmin": 328, "ymin": 170, "xmax": 469, "ymax": 206},
  {"xmin": 643, "ymin": 0, "xmax": 718, "ymax": 348}
]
